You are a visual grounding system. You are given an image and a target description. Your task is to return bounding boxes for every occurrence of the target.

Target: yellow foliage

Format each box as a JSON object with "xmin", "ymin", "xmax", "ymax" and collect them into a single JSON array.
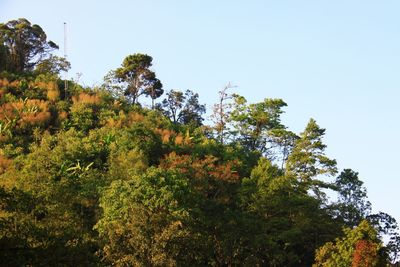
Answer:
[
  {"xmin": 155, "ymin": 128, "xmax": 176, "ymax": 144},
  {"xmin": 128, "ymin": 112, "xmax": 145, "ymax": 123},
  {"xmin": 0, "ymin": 155, "xmax": 12, "ymax": 174},
  {"xmin": 0, "ymin": 78, "xmax": 10, "ymax": 88},
  {"xmin": 0, "ymin": 89, "xmax": 6, "ymax": 98},
  {"xmin": 174, "ymin": 134, "xmax": 184, "ymax": 145},
  {"xmin": 0, "ymin": 78, "xmax": 21, "ymax": 93},
  {"xmin": 72, "ymin": 92, "xmax": 101, "ymax": 105},
  {"xmin": 0, "ymin": 99, "xmax": 51, "ymax": 128},
  {"xmin": 0, "ymin": 134, "xmax": 9, "ymax": 142},
  {"xmin": 9, "ymin": 81, "xmax": 20, "ymax": 88},
  {"xmin": 46, "ymin": 82, "xmax": 59, "ymax": 101},
  {"xmin": 58, "ymin": 111, "xmax": 68, "ymax": 120},
  {"xmin": 104, "ymin": 111, "xmax": 126, "ymax": 128}
]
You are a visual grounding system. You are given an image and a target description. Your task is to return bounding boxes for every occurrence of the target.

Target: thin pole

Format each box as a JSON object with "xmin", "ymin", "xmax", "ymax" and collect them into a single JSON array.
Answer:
[{"xmin": 64, "ymin": 22, "xmax": 68, "ymax": 99}]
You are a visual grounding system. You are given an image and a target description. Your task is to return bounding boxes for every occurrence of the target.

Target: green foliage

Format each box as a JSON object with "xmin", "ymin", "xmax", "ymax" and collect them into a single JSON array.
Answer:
[
  {"xmin": 333, "ymin": 169, "xmax": 371, "ymax": 227},
  {"xmin": 285, "ymin": 118, "xmax": 337, "ymax": 197},
  {"xmin": 313, "ymin": 220, "xmax": 384, "ymax": 267},
  {"xmin": 240, "ymin": 158, "xmax": 342, "ymax": 266},
  {"xmin": 158, "ymin": 89, "xmax": 206, "ymax": 127},
  {"xmin": 0, "ymin": 18, "xmax": 58, "ymax": 73},
  {"xmin": 0, "ymin": 17, "xmax": 396, "ymax": 266},
  {"xmin": 105, "ymin": 53, "xmax": 163, "ymax": 106},
  {"xmin": 367, "ymin": 212, "xmax": 400, "ymax": 263},
  {"xmin": 34, "ymin": 55, "xmax": 70, "ymax": 76},
  {"xmin": 96, "ymin": 168, "xmax": 196, "ymax": 266}
]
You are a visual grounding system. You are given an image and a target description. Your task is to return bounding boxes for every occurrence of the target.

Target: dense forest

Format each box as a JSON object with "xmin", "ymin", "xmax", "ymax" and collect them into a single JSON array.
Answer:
[{"xmin": 0, "ymin": 18, "xmax": 399, "ymax": 266}]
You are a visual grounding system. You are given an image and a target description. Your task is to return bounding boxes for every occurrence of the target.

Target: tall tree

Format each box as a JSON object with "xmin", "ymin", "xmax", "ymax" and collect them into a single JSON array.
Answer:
[
  {"xmin": 334, "ymin": 169, "xmax": 371, "ymax": 227},
  {"xmin": 34, "ymin": 55, "xmax": 70, "ymax": 76},
  {"xmin": 285, "ymin": 118, "xmax": 337, "ymax": 196},
  {"xmin": 240, "ymin": 158, "xmax": 342, "ymax": 266},
  {"xmin": 211, "ymin": 82, "xmax": 236, "ymax": 143},
  {"xmin": 367, "ymin": 212, "xmax": 400, "ymax": 263},
  {"xmin": 0, "ymin": 18, "xmax": 58, "ymax": 72},
  {"xmin": 105, "ymin": 53, "xmax": 163, "ymax": 106},
  {"xmin": 313, "ymin": 220, "xmax": 385, "ymax": 267},
  {"xmin": 159, "ymin": 89, "xmax": 205, "ymax": 127},
  {"xmin": 96, "ymin": 167, "xmax": 200, "ymax": 266},
  {"xmin": 230, "ymin": 94, "xmax": 288, "ymax": 154},
  {"xmin": 159, "ymin": 89, "xmax": 185, "ymax": 124}
]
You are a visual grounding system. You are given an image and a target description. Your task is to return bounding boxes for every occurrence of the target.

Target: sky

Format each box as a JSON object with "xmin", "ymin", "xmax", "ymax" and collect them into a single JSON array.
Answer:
[{"xmin": 1, "ymin": 1, "xmax": 400, "ymax": 223}]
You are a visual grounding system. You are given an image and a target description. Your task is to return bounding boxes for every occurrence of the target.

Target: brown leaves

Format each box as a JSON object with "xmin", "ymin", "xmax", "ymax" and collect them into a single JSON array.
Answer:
[
  {"xmin": 352, "ymin": 240, "xmax": 378, "ymax": 267},
  {"xmin": 0, "ymin": 78, "xmax": 61, "ymax": 103},
  {"xmin": 0, "ymin": 99, "xmax": 51, "ymax": 129},
  {"xmin": 0, "ymin": 155, "xmax": 12, "ymax": 174},
  {"xmin": 72, "ymin": 92, "xmax": 101, "ymax": 105},
  {"xmin": 160, "ymin": 152, "xmax": 240, "ymax": 184}
]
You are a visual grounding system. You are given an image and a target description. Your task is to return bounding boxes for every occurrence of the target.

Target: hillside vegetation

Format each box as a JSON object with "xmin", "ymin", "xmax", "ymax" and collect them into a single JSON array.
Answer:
[{"xmin": 0, "ymin": 18, "xmax": 399, "ymax": 266}]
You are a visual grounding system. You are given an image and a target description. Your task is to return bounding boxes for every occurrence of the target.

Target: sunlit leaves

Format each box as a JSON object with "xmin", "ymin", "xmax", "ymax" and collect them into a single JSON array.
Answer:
[{"xmin": 313, "ymin": 220, "xmax": 383, "ymax": 267}]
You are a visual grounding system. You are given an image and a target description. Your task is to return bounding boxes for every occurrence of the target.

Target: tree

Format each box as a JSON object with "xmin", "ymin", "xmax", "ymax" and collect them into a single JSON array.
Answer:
[
  {"xmin": 159, "ymin": 89, "xmax": 206, "ymax": 127},
  {"xmin": 211, "ymin": 82, "xmax": 236, "ymax": 143},
  {"xmin": 34, "ymin": 55, "xmax": 70, "ymax": 76},
  {"xmin": 334, "ymin": 169, "xmax": 371, "ymax": 227},
  {"xmin": 0, "ymin": 18, "xmax": 59, "ymax": 73},
  {"xmin": 158, "ymin": 89, "xmax": 185, "ymax": 124},
  {"xmin": 230, "ymin": 95, "xmax": 288, "ymax": 154},
  {"xmin": 367, "ymin": 212, "xmax": 400, "ymax": 263},
  {"xmin": 96, "ymin": 167, "xmax": 200, "ymax": 266},
  {"xmin": 268, "ymin": 128, "xmax": 299, "ymax": 168},
  {"xmin": 105, "ymin": 53, "xmax": 163, "ymax": 106},
  {"xmin": 313, "ymin": 220, "xmax": 385, "ymax": 267},
  {"xmin": 285, "ymin": 118, "xmax": 337, "ymax": 196},
  {"xmin": 178, "ymin": 90, "xmax": 206, "ymax": 126},
  {"xmin": 240, "ymin": 158, "xmax": 341, "ymax": 266},
  {"xmin": 0, "ymin": 42, "xmax": 7, "ymax": 71},
  {"xmin": 0, "ymin": 129, "xmax": 109, "ymax": 266}
]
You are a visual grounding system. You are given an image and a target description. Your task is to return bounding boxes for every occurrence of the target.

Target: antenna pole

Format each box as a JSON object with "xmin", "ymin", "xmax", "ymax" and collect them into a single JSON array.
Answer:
[{"xmin": 64, "ymin": 22, "xmax": 68, "ymax": 99}]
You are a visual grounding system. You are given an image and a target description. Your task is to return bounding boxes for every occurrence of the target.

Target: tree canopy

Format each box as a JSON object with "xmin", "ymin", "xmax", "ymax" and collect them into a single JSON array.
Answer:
[
  {"xmin": 0, "ymin": 18, "xmax": 59, "ymax": 73},
  {"xmin": 105, "ymin": 53, "xmax": 163, "ymax": 107},
  {"xmin": 0, "ymin": 18, "xmax": 399, "ymax": 266}
]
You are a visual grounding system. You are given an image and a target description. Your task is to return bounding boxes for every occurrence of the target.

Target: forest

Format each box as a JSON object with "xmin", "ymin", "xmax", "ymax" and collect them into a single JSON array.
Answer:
[{"xmin": 0, "ymin": 18, "xmax": 399, "ymax": 266}]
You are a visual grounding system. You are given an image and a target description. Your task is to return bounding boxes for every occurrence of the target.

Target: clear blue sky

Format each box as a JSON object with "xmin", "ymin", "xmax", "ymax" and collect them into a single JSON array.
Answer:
[{"xmin": 2, "ymin": 1, "xmax": 400, "ymax": 223}]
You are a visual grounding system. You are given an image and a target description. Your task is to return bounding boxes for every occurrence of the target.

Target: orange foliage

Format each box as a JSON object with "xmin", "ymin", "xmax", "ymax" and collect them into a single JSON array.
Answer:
[
  {"xmin": 58, "ymin": 111, "xmax": 68, "ymax": 120},
  {"xmin": 20, "ymin": 111, "xmax": 51, "ymax": 127},
  {"xmin": 160, "ymin": 152, "xmax": 239, "ymax": 183},
  {"xmin": 160, "ymin": 152, "xmax": 240, "ymax": 202},
  {"xmin": 31, "ymin": 81, "xmax": 49, "ymax": 90},
  {"xmin": 0, "ymin": 78, "xmax": 19, "ymax": 91},
  {"xmin": 0, "ymin": 103, "xmax": 14, "ymax": 120},
  {"xmin": 72, "ymin": 93, "xmax": 101, "ymax": 105},
  {"xmin": 0, "ymin": 99, "xmax": 51, "ymax": 128},
  {"xmin": 0, "ymin": 79, "xmax": 10, "ymax": 96},
  {"xmin": 155, "ymin": 128, "xmax": 176, "ymax": 144},
  {"xmin": 113, "ymin": 100, "xmax": 122, "ymax": 109},
  {"xmin": 0, "ymin": 155, "xmax": 12, "ymax": 174},
  {"xmin": 0, "ymin": 78, "xmax": 10, "ymax": 88},
  {"xmin": 0, "ymin": 79, "xmax": 60, "ymax": 101},
  {"xmin": 153, "ymin": 128, "xmax": 192, "ymax": 145},
  {"xmin": 174, "ymin": 134, "xmax": 184, "ymax": 145},
  {"xmin": 174, "ymin": 132, "xmax": 193, "ymax": 146},
  {"xmin": 128, "ymin": 112, "xmax": 145, "ymax": 123},
  {"xmin": 27, "ymin": 81, "xmax": 60, "ymax": 100},
  {"xmin": 103, "ymin": 111, "xmax": 145, "ymax": 129},
  {"xmin": 352, "ymin": 240, "xmax": 378, "ymax": 267},
  {"xmin": 105, "ymin": 118, "xmax": 120, "ymax": 128},
  {"xmin": 44, "ymin": 82, "xmax": 59, "ymax": 101},
  {"xmin": 0, "ymin": 89, "xmax": 6, "ymax": 98},
  {"xmin": 9, "ymin": 81, "xmax": 20, "ymax": 88},
  {"xmin": 0, "ymin": 134, "xmax": 8, "ymax": 142}
]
